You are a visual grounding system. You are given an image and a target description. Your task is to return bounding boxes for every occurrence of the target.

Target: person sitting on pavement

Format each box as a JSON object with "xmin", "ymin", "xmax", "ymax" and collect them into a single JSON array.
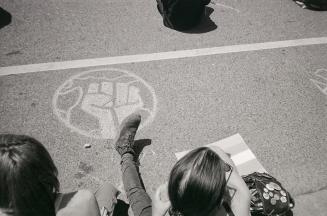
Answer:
[
  {"xmin": 0, "ymin": 115, "xmax": 151, "ymax": 216},
  {"xmin": 0, "ymin": 134, "xmax": 100, "ymax": 216},
  {"xmin": 152, "ymin": 146, "xmax": 251, "ymax": 216}
]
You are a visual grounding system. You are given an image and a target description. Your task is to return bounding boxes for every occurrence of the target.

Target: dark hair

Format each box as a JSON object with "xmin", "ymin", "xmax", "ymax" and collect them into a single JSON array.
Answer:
[
  {"xmin": 168, "ymin": 147, "xmax": 227, "ymax": 216},
  {"xmin": 0, "ymin": 134, "xmax": 59, "ymax": 216}
]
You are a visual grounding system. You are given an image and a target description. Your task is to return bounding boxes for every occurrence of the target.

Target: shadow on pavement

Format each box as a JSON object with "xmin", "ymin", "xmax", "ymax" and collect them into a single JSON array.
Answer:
[
  {"xmin": 0, "ymin": 7, "xmax": 11, "ymax": 29},
  {"xmin": 293, "ymin": 0, "xmax": 327, "ymax": 11},
  {"xmin": 134, "ymin": 139, "xmax": 152, "ymax": 160},
  {"xmin": 113, "ymin": 199, "xmax": 129, "ymax": 216}
]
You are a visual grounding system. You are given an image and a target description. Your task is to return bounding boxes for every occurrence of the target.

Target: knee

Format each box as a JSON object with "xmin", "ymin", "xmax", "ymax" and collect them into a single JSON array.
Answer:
[
  {"xmin": 95, "ymin": 182, "xmax": 120, "ymax": 212},
  {"xmin": 76, "ymin": 189, "xmax": 97, "ymax": 203},
  {"xmin": 98, "ymin": 182, "xmax": 120, "ymax": 196}
]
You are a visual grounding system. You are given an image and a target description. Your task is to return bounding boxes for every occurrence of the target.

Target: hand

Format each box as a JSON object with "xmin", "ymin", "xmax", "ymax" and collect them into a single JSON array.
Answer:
[
  {"xmin": 152, "ymin": 183, "xmax": 171, "ymax": 216},
  {"xmin": 81, "ymin": 82, "xmax": 144, "ymax": 139}
]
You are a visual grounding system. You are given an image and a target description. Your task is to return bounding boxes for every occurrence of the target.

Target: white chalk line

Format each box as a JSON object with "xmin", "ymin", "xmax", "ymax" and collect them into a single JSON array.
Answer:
[
  {"xmin": 1, "ymin": 37, "xmax": 327, "ymax": 76},
  {"xmin": 210, "ymin": 2, "xmax": 240, "ymax": 13},
  {"xmin": 52, "ymin": 68, "xmax": 158, "ymax": 140},
  {"xmin": 310, "ymin": 68, "xmax": 327, "ymax": 96}
]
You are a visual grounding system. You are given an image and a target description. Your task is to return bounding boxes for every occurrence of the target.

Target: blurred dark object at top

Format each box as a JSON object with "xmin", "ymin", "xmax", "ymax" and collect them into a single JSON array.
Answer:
[
  {"xmin": 294, "ymin": 0, "xmax": 327, "ymax": 10},
  {"xmin": 157, "ymin": 0, "xmax": 213, "ymax": 32},
  {"xmin": 0, "ymin": 7, "xmax": 12, "ymax": 29}
]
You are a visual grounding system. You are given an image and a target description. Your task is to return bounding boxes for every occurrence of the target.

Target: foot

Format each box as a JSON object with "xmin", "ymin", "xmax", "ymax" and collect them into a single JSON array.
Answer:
[{"xmin": 115, "ymin": 113, "xmax": 141, "ymax": 156}]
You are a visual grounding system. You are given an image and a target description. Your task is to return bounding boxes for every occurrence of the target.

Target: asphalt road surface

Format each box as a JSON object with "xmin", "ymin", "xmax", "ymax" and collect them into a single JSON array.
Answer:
[{"xmin": 0, "ymin": 0, "xmax": 326, "ymax": 215}]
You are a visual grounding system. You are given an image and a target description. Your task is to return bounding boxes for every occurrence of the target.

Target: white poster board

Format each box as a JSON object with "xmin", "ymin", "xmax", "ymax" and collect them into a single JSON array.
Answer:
[{"xmin": 175, "ymin": 134, "xmax": 266, "ymax": 176}]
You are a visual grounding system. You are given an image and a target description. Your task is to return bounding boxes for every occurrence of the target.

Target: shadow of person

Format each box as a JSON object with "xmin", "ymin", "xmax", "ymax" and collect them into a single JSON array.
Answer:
[
  {"xmin": 0, "ymin": 7, "xmax": 12, "ymax": 29},
  {"xmin": 181, "ymin": 6, "xmax": 217, "ymax": 34}
]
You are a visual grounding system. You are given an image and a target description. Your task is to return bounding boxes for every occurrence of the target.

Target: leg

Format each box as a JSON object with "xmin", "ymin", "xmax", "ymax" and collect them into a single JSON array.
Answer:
[
  {"xmin": 121, "ymin": 153, "xmax": 151, "ymax": 216},
  {"xmin": 94, "ymin": 182, "xmax": 120, "ymax": 214},
  {"xmin": 115, "ymin": 114, "xmax": 152, "ymax": 216}
]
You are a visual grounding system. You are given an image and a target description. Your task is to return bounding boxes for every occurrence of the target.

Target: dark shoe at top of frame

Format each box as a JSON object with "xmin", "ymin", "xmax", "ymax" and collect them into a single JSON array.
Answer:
[
  {"xmin": 294, "ymin": 0, "xmax": 327, "ymax": 10},
  {"xmin": 0, "ymin": 7, "xmax": 12, "ymax": 29}
]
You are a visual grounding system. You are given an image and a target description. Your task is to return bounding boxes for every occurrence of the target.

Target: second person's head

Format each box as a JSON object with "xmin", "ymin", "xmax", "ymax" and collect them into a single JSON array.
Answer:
[{"xmin": 168, "ymin": 147, "xmax": 229, "ymax": 216}]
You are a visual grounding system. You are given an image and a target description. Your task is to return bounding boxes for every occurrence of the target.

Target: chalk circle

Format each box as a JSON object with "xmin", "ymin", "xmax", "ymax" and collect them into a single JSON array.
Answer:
[
  {"xmin": 310, "ymin": 68, "xmax": 327, "ymax": 96},
  {"xmin": 53, "ymin": 68, "xmax": 157, "ymax": 139}
]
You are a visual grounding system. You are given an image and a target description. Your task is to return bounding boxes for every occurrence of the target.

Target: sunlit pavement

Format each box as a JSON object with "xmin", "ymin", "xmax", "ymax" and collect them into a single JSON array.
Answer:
[{"xmin": 0, "ymin": 0, "xmax": 326, "ymax": 215}]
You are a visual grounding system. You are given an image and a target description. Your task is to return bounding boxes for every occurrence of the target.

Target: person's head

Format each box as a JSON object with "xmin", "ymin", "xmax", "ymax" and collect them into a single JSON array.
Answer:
[
  {"xmin": 0, "ymin": 134, "xmax": 59, "ymax": 216},
  {"xmin": 168, "ymin": 147, "xmax": 229, "ymax": 216}
]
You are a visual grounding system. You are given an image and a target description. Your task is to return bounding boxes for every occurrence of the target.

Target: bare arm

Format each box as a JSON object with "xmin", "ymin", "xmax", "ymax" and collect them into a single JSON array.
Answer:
[
  {"xmin": 56, "ymin": 190, "xmax": 101, "ymax": 216},
  {"xmin": 152, "ymin": 183, "xmax": 171, "ymax": 216}
]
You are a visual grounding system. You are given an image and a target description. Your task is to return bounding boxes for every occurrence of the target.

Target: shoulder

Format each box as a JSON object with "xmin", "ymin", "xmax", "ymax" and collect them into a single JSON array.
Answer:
[{"xmin": 56, "ymin": 190, "xmax": 100, "ymax": 216}]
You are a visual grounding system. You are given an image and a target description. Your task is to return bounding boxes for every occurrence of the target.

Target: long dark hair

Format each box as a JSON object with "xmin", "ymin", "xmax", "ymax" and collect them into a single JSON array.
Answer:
[
  {"xmin": 168, "ymin": 147, "xmax": 227, "ymax": 216},
  {"xmin": 0, "ymin": 134, "xmax": 60, "ymax": 216}
]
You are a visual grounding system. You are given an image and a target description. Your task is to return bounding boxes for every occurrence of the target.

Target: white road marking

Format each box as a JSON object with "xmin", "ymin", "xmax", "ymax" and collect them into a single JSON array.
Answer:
[{"xmin": 1, "ymin": 37, "xmax": 327, "ymax": 76}]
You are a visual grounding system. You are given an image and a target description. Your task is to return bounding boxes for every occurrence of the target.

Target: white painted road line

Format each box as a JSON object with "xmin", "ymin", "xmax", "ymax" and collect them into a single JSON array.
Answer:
[{"xmin": 1, "ymin": 37, "xmax": 327, "ymax": 76}]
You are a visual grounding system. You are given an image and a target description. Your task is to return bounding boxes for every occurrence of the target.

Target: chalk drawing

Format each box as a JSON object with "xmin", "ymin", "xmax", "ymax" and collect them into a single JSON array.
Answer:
[
  {"xmin": 210, "ymin": 0, "xmax": 240, "ymax": 13},
  {"xmin": 53, "ymin": 68, "xmax": 157, "ymax": 139},
  {"xmin": 310, "ymin": 68, "xmax": 327, "ymax": 96}
]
